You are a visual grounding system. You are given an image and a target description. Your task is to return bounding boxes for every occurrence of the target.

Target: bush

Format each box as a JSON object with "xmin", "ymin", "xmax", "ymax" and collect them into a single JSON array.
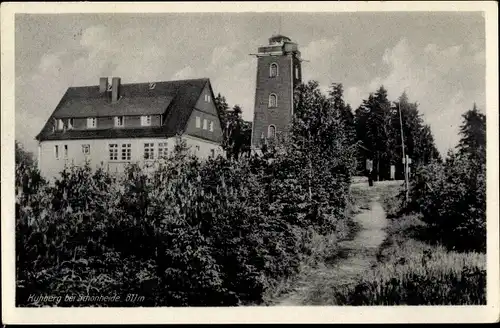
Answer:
[
  {"xmin": 16, "ymin": 82, "xmax": 358, "ymax": 306},
  {"xmin": 409, "ymin": 152, "xmax": 486, "ymax": 252},
  {"xmin": 16, "ymin": 138, "xmax": 355, "ymax": 306}
]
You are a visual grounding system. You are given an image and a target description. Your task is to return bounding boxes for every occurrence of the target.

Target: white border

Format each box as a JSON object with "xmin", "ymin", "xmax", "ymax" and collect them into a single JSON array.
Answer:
[{"xmin": 2, "ymin": 1, "xmax": 499, "ymax": 324}]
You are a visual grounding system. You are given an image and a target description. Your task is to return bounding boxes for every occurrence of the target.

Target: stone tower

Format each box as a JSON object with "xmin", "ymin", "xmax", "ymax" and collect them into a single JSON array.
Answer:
[{"xmin": 251, "ymin": 34, "xmax": 302, "ymax": 153}]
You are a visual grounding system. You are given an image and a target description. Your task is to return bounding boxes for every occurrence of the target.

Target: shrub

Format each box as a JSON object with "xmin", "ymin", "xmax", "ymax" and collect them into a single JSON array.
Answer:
[
  {"xmin": 409, "ymin": 152, "xmax": 485, "ymax": 252},
  {"xmin": 16, "ymin": 82, "xmax": 358, "ymax": 306}
]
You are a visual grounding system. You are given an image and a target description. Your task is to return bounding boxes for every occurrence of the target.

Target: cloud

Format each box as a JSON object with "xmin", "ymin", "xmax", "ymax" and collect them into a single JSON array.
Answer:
[
  {"xmin": 301, "ymin": 38, "xmax": 341, "ymax": 94},
  {"xmin": 211, "ymin": 44, "xmax": 237, "ymax": 68},
  {"xmin": 345, "ymin": 38, "xmax": 485, "ymax": 155},
  {"xmin": 38, "ymin": 52, "xmax": 64, "ymax": 73},
  {"xmin": 172, "ymin": 66, "xmax": 196, "ymax": 80}
]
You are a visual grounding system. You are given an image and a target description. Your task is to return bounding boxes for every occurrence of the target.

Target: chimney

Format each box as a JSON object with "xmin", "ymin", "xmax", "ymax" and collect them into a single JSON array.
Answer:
[
  {"xmin": 111, "ymin": 77, "xmax": 121, "ymax": 103},
  {"xmin": 99, "ymin": 77, "xmax": 109, "ymax": 94}
]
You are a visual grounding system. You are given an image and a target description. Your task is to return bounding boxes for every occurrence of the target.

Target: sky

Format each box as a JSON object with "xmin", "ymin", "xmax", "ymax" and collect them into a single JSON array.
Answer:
[{"xmin": 15, "ymin": 12, "xmax": 485, "ymax": 156}]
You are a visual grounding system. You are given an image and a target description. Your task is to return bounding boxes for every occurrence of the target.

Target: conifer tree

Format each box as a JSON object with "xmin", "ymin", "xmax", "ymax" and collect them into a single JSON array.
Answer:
[
  {"xmin": 457, "ymin": 103, "xmax": 486, "ymax": 163},
  {"xmin": 328, "ymin": 83, "xmax": 356, "ymax": 144}
]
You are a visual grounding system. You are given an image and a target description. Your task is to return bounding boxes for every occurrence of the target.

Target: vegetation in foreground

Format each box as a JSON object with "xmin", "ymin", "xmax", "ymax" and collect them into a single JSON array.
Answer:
[
  {"xmin": 16, "ymin": 81, "xmax": 358, "ymax": 307},
  {"xmin": 332, "ymin": 105, "xmax": 486, "ymax": 305},
  {"xmin": 295, "ymin": 182, "xmax": 485, "ymax": 306},
  {"xmin": 15, "ymin": 80, "xmax": 485, "ymax": 306}
]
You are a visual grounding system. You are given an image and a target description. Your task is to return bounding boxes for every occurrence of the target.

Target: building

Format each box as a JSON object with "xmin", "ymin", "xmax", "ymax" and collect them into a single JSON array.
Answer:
[
  {"xmin": 250, "ymin": 34, "xmax": 302, "ymax": 153},
  {"xmin": 36, "ymin": 77, "xmax": 224, "ymax": 179}
]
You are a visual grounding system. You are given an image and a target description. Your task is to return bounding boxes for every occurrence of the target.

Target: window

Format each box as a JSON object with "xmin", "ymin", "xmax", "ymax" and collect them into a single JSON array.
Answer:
[
  {"xmin": 141, "ymin": 115, "xmax": 151, "ymax": 126},
  {"xmin": 268, "ymin": 94, "xmax": 277, "ymax": 108},
  {"xmin": 268, "ymin": 125, "xmax": 276, "ymax": 138},
  {"xmin": 209, "ymin": 121, "xmax": 214, "ymax": 132},
  {"xmin": 54, "ymin": 145, "xmax": 59, "ymax": 159},
  {"xmin": 63, "ymin": 145, "xmax": 68, "ymax": 159},
  {"xmin": 68, "ymin": 118, "xmax": 74, "ymax": 129},
  {"xmin": 144, "ymin": 143, "xmax": 155, "ymax": 160},
  {"xmin": 270, "ymin": 63, "xmax": 278, "ymax": 77},
  {"xmin": 210, "ymin": 149, "xmax": 215, "ymax": 158},
  {"xmin": 295, "ymin": 66, "xmax": 299, "ymax": 79},
  {"xmin": 121, "ymin": 143, "xmax": 131, "ymax": 161},
  {"xmin": 203, "ymin": 119, "xmax": 208, "ymax": 130},
  {"xmin": 196, "ymin": 116, "xmax": 201, "ymax": 128},
  {"xmin": 205, "ymin": 94, "xmax": 211, "ymax": 103},
  {"xmin": 109, "ymin": 144, "xmax": 118, "ymax": 161},
  {"xmin": 87, "ymin": 117, "xmax": 96, "ymax": 128},
  {"xmin": 82, "ymin": 144, "xmax": 90, "ymax": 155},
  {"xmin": 115, "ymin": 116, "xmax": 124, "ymax": 127},
  {"xmin": 158, "ymin": 142, "xmax": 168, "ymax": 159},
  {"xmin": 57, "ymin": 119, "xmax": 64, "ymax": 130}
]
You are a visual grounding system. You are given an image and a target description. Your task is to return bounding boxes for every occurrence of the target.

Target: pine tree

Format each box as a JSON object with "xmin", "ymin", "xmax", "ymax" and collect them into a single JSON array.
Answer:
[
  {"xmin": 457, "ymin": 103, "xmax": 486, "ymax": 163},
  {"xmin": 355, "ymin": 86, "xmax": 394, "ymax": 180},
  {"xmin": 214, "ymin": 93, "xmax": 229, "ymax": 129},
  {"xmin": 214, "ymin": 94, "xmax": 253, "ymax": 160},
  {"xmin": 392, "ymin": 92, "xmax": 441, "ymax": 176},
  {"xmin": 290, "ymin": 80, "xmax": 356, "ymax": 216},
  {"xmin": 328, "ymin": 83, "xmax": 356, "ymax": 144}
]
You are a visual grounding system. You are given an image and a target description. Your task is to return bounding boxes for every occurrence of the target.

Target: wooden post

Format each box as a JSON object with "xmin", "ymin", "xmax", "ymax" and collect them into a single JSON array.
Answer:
[{"xmin": 399, "ymin": 102, "xmax": 409, "ymax": 203}]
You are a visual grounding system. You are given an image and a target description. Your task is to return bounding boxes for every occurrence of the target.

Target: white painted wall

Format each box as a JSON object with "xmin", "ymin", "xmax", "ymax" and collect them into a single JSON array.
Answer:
[{"xmin": 39, "ymin": 134, "xmax": 224, "ymax": 180}]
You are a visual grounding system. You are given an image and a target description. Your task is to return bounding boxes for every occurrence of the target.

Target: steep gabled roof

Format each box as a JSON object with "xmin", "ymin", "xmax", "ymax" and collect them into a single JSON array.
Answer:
[
  {"xmin": 36, "ymin": 78, "xmax": 211, "ymax": 141},
  {"xmin": 54, "ymin": 96, "xmax": 174, "ymax": 118}
]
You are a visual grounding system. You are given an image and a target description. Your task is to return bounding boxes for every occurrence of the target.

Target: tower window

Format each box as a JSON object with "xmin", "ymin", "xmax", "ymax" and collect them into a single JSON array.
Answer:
[
  {"xmin": 268, "ymin": 125, "xmax": 276, "ymax": 138},
  {"xmin": 295, "ymin": 66, "xmax": 299, "ymax": 79},
  {"xmin": 268, "ymin": 94, "xmax": 278, "ymax": 108},
  {"xmin": 269, "ymin": 63, "xmax": 278, "ymax": 77}
]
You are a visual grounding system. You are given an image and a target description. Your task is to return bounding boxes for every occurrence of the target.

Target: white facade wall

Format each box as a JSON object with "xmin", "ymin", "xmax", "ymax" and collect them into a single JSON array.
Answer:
[{"xmin": 38, "ymin": 134, "xmax": 224, "ymax": 180}]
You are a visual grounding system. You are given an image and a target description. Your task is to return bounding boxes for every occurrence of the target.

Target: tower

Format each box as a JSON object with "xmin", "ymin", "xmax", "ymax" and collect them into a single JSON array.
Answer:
[{"xmin": 251, "ymin": 34, "xmax": 302, "ymax": 153}]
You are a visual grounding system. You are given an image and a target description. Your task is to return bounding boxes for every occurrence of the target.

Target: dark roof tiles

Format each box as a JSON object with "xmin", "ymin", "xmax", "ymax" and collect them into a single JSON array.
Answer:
[
  {"xmin": 55, "ymin": 96, "xmax": 173, "ymax": 118},
  {"xmin": 36, "ymin": 78, "xmax": 211, "ymax": 141}
]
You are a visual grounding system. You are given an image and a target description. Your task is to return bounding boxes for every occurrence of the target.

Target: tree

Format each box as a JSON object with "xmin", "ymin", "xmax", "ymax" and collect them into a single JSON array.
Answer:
[
  {"xmin": 355, "ymin": 86, "xmax": 395, "ymax": 180},
  {"xmin": 15, "ymin": 140, "xmax": 36, "ymax": 168},
  {"xmin": 291, "ymin": 81, "xmax": 356, "ymax": 206},
  {"xmin": 214, "ymin": 93, "xmax": 229, "ymax": 129},
  {"xmin": 328, "ymin": 83, "xmax": 356, "ymax": 144},
  {"xmin": 457, "ymin": 103, "xmax": 486, "ymax": 163},
  {"xmin": 392, "ymin": 92, "xmax": 441, "ymax": 177},
  {"xmin": 221, "ymin": 105, "xmax": 252, "ymax": 160}
]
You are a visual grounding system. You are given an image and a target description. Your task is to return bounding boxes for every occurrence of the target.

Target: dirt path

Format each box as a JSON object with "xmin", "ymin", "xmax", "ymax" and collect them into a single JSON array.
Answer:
[{"xmin": 276, "ymin": 187, "xmax": 388, "ymax": 305}]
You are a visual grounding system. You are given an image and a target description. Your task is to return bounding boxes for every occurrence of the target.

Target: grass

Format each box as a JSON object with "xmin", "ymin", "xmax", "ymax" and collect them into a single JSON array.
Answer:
[
  {"xmin": 333, "ymin": 184, "xmax": 486, "ymax": 305},
  {"xmin": 270, "ymin": 181, "xmax": 486, "ymax": 305}
]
